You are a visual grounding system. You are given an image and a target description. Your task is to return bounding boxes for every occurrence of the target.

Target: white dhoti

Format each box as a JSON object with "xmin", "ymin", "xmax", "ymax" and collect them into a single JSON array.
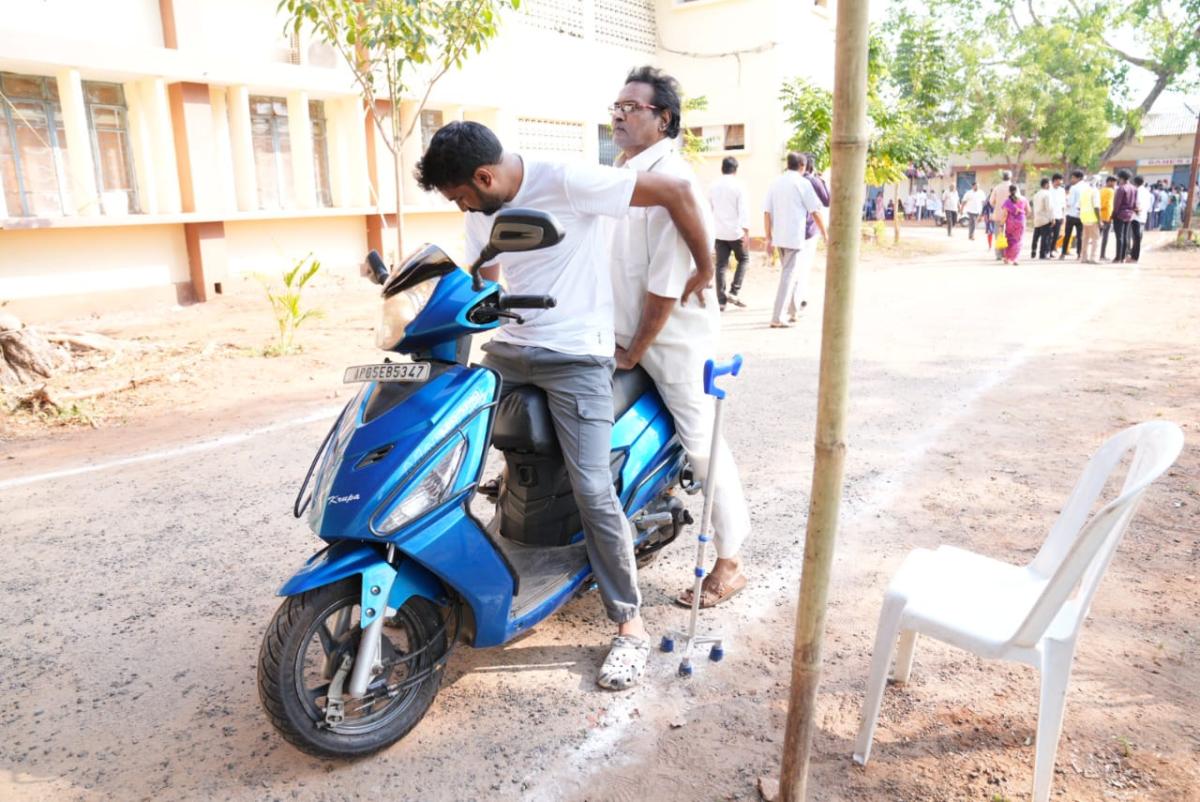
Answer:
[{"xmin": 647, "ymin": 369, "xmax": 752, "ymax": 559}]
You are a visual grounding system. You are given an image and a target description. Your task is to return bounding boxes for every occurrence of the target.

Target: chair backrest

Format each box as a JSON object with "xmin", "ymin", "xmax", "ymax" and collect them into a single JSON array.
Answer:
[{"xmin": 1010, "ymin": 421, "xmax": 1184, "ymax": 649}]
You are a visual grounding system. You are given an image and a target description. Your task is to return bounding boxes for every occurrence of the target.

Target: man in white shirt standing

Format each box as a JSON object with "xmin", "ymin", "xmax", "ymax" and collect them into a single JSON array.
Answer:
[
  {"xmin": 1131, "ymin": 174, "xmax": 1152, "ymax": 263},
  {"xmin": 915, "ymin": 188, "xmax": 928, "ymax": 222},
  {"xmin": 416, "ymin": 120, "xmax": 713, "ymax": 690},
  {"xmin": 1048, "ymin": 173, "xmax": 1067, "ymax": 259},
  {"xmin": 608, "ymin": 66, "xmax": 753, "ymax": 611},
  {"xmin": 708, "ymin": 156, "xmax": 750, "ymax": 311},
  {"xmin": 960, "ymin": 182, "xmax": 986, "ymax": 240},
  {"xmin": 941, "ymin": 185, "xmax": 959, "ymax": 235},
  {"xmin": 764, "ymin": 153, "xmax": 828, "ymax": 328}
]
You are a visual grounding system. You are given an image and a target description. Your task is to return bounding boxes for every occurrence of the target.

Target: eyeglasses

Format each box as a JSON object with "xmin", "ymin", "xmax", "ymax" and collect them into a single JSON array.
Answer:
[{"xmin": 608, "ymin": 101, "xmax": 660, "ymax": 116}]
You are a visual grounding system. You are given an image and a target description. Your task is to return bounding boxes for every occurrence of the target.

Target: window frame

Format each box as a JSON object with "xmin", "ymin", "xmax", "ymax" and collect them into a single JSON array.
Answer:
[
  {"xmin": 83, "ymin": 81, "xmax": 140, "ymax": 214},
  {"xmin": 249, "ymin": 95, "xmax": 293, "ymax": 210},
  {"xmin": 0, "ymin": 72, "xmax": 72, "ymax": 217}
]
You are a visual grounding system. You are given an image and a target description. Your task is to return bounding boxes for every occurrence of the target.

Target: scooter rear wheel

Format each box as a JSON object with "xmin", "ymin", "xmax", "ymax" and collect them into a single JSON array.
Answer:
[{"xmin": 257, "ymin": 578, "xmax": 446, "ymax": 758}]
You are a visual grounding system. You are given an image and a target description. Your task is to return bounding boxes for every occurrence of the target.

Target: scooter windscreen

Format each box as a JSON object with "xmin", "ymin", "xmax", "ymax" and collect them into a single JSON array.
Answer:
[{"xmin": 375, "ymin": 244, "xmax": 459, "ymax": 350}]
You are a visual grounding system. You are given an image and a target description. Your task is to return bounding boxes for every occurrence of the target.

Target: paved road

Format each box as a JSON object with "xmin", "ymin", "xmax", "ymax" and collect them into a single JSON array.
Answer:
[{"xmin": 2, "ymin": 230, "xmax": 1195, "ymax": 801}]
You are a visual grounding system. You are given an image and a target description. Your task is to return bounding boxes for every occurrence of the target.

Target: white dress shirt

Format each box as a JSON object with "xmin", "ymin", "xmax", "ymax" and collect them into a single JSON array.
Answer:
[
  {"xmin": 610, "ymin": 137, "xmax": 719, "ymax": 384},
  {"xmin": 1049, "ymin": 186, "xmax": 1066, "ymax": 220},
  {"xmin": 764, "ymin": 171, "xmax": 823, "ymax": 250},
  {"xmin": 708, "ymin": 174, "xmax": 749, "ymax": 241}
]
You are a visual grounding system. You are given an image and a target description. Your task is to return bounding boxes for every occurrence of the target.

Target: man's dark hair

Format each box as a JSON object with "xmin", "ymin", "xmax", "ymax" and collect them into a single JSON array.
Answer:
[
  {"xmin": 1040, "ymin": 177, "xmax": 1050, "ymax": 188},
  {"xmin": 625, "ymin": 66, "xmax": 682, "ymax": 139},
  {"xmin": 414, "ymin": 121, "xmax": 503, "ymax": 191},
  {"xmin": 1105, "ymin": 175, "xmax": 1117, "ymax": 184},
  {"xmin": 1133, "ymin": 174, "xmax": 1145, "ymax": 186},
  {"xmin": 721, "ymin": 156, "xmax": 738, "ymax": 175},
  {"xmin": 1117, "ymin": 168, "xmax": 1131, "ymax": 181},
  {"xmin": 786, "ymin": 152, "xmax": 803, "ymax": 170},
  {"xmin": 799, "ymin": 152, "xmax": 816, "ymax": 172},
  {"xmin": 1071, "ymin": 169, "xmax": 1085, "ymax": 179},
  {"xmin": 1052, "ymin": 172, "xmax": 1063, "ymax": 181}
]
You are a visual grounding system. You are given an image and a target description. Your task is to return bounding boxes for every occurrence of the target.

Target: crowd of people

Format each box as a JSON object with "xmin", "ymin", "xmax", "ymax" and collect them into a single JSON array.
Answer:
[{"xmin": 867, "ymin": 171, "xmax": 1194, "ymax": 264}]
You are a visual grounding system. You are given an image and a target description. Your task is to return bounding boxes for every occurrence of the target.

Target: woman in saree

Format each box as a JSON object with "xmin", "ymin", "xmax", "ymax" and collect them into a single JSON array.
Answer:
[{"xmin": 996, "ymin": 184, "xmax": 1029, "ymax": 265}]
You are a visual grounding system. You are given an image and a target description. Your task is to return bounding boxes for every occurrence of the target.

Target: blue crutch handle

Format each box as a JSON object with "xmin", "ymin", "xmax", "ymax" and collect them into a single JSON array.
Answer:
[{"xmin": 703, "ymin": 354, "xmax": 743, "ymax": 399}]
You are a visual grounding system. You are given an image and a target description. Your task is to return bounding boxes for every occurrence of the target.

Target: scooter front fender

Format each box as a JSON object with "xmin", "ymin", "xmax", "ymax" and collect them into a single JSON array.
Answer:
[{"xmin": 278, "ymin": 540, "xmax": 447, "ymax": 628}]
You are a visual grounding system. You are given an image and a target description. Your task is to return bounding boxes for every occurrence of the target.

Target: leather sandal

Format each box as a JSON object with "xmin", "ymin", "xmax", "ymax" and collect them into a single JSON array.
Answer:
[{"xmin": 676, "ymin": 573, "xmax": 748, "ymax": 609}]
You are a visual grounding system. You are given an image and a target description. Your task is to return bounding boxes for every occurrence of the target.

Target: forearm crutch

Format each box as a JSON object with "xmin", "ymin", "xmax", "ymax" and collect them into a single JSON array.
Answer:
[{"xmin": 660, "ymin": 354, "xmax": 743, "ymax": 676}]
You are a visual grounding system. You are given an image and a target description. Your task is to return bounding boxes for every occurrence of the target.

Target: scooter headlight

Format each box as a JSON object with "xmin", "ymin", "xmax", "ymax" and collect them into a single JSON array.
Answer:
[
  {"xmin": 374, "ymin": 437, "xmax": 467, "ymax": 535},
  {"xmin": 376, "ymin": 279, "xmax": 438, "ymax": 350}
]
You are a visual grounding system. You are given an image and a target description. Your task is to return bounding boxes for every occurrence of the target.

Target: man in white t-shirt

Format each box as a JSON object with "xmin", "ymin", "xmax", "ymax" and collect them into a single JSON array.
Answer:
[
  {"xmin": 608, "ymin": 66, "xmax": 752, "ymax": 613},
  {"xmin": 942, "ymin": 185, "xmax": 960, "ymax": 235},
  {"xmin": 960, "ymin": 182, "xmax": 986, "ymax": 240},
  {"xmin": 1048, "ymin": 173, "xmax": 1067, "ymax": 258},
  {"xmin": 926, "ymin": 187, "xmax": 943, "ymax": 226},
  {"xmin": 915, "ymin": 188, "xmax": 928, "ymax": 221},
  {"xmin": 764, "ymin": 153, "xmax": 827, "ymax": 327},
  {"xmin": 708, "ymin": 155, "xmax": 750, "ymax": 309},
  {"xmin": 416, "ymin": 121, "xmax": 713, "ymax": 690},
  {"xmin": 1131, "ymin": 174, "xmax": 1152, "ymax": 263}
]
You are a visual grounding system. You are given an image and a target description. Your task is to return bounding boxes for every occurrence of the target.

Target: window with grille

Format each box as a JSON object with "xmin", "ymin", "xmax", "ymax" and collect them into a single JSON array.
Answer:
[
  {"xmin": 84, "ymin": 81, "xmax": 138, "ymax": 214},
  {"xmin": 250, "ymin": 96, "xmax": 294, "ymax": 210},
  {"xmin": 517, "ymin": 118, "xmax": 586, "ymax": 162},
  {"xmin": 420, "ymin": 109, "xmax": 444, "ymax": 152},
  {"xmin": 520, "ymin": 0, "xmax": 585, "ymax": 38},
  {"xmin": 595, "ymin": 0, "xmax": 657, "ymax": 52},
  {"xmin": 597, "ymin": 124, "xmax": 617, "ymax": 166},
  {"xmin": 0, "ymin": 72, "xmax": 72, "ymax": 217},
  {"xmin": 310, "ymin": 100, "xmax": 332, "ymax": 207}
]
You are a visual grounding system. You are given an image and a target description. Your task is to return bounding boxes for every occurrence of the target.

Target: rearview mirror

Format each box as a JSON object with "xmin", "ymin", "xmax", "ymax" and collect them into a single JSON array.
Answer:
[{"xmin": 487, "ymin": 208, "xmax": 565, "ymax": 254}]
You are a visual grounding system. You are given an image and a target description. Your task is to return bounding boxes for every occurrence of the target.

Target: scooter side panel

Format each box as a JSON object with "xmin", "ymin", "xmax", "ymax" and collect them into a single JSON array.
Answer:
[
  {"xmin": 391, "ymin": 497, "xmax": 516, "ymax": 648},
  {"xmin": 612, "ymin": 388, "xmax": 678, "ymax": 510}
]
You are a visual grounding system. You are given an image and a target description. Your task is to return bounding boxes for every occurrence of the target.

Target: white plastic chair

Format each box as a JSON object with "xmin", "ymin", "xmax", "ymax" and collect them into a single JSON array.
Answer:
[{"xmin": 852, "ymin": 421, "xmax": 1184, "ymax": 802}]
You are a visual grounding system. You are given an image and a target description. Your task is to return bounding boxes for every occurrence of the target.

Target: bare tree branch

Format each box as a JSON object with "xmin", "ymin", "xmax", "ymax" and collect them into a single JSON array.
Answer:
[
  {"xmin": 1026, "ymin": 0, "xmax": 1042, "ymax": 28},
  {"xmin": 1097, "ymin": 70, "xmax": 1172, "ymax": 164}
]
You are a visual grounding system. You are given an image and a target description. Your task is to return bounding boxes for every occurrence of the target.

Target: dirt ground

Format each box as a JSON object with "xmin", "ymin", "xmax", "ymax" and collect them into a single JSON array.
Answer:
[{"xmin": 1, "ymin": 225, "xmax": 1197, "ymax": 801}]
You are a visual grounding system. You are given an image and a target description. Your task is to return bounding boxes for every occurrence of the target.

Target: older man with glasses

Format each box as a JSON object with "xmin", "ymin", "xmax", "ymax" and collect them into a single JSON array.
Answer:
[{"xmin": 608, "ymin": 66, "xmax": 754, "ymax": 612}]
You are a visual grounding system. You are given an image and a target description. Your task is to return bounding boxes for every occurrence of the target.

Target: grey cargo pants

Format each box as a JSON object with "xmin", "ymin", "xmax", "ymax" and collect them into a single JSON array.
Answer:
[{"xmin": 482, "ymin": 341, "xmax": 640, "ymax": 624}]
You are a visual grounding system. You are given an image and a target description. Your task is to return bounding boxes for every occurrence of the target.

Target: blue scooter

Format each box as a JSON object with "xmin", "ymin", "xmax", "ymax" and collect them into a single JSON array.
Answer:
[{"xmin": 258, "ymin": 209, "xmax": 694, "ymax": 758}]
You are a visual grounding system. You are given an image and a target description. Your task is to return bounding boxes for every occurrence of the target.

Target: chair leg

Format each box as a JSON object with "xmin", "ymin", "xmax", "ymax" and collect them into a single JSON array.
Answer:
[
  {"xmin": 893, "ymin": 630, "xmax": 917, "ymax": 684},
  {"xmin": 853, "ymin": 595, "xmax": 906, "ymax": 766},
  {"xmin": 1032, "ymin": 638, "xmax": 1076, "ymax": 802}
]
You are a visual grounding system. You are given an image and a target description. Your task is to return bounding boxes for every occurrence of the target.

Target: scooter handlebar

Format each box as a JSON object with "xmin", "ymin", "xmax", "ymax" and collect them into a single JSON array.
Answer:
[
  {"xmin": 500, "ymin": 295, "xmax": 557, "ymax": 310},
  {"xmin": 703, "ymin": 354, "xmax": 744, "ymax": 399}
]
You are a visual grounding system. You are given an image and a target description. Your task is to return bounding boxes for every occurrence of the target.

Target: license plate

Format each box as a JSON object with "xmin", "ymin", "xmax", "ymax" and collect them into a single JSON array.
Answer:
[{"xmin": 343, "ymin": 362, "xmax": 431, "ymax": 384}]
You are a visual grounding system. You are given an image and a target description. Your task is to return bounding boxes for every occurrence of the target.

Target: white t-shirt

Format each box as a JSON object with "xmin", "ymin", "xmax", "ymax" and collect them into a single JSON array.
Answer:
[
  {"xmin": 465, "ymin": 157, "xmax": 635, "ymax": 357},
  {"xmin": 903, "ymin": 195, "xmax": 916, "ymax": 214},
  {"xmin": 611, "ymin": 138, "xmax": 719, "ymax": 384},
  {"xmin": 942, "ymin": 188, "xmax": 959, "ymax": 211},
  {"xmin": 1135, "ymin": 186, "xmax": 1153, "ymax": 224},
  {"xmin": 916, "ymin": 190, "xmax": 927, "ymax": 208},
  {"xmin": 708, "ymin": 174, "xmax": 749, "ymax": 241},
  {"xmin": 961, "ymin": 189, "xmax": 986, "ymax": 214},
  {"xmin": 764, "ymin": 171, "xmax": 823, "ymax": 250},
  {"xmin": 1066, "ymin": 182, "xmax": 1083, "ymax": 217},
  {"xmin": 1049, "ymin": 186, "xmax": 1066, "ymax": 219},
  {"xmin": 926, "ymin": 193, "xmax": 942, "ymax": 213}
]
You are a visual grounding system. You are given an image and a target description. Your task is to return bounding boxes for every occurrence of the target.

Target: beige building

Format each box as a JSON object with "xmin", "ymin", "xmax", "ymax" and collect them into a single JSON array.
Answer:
[
  {"xmin": 932, "ymin": 111, "xmax": 1199, "ymax": 198},
  {"xmin": 0, "ymin": 0, "xmax": 834, "ymax": 321}
]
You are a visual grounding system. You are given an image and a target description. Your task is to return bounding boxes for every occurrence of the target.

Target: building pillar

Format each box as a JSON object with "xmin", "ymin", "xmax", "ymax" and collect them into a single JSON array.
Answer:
[
  {"xmin": 124, "ymin": 80, "xmax": 159, "ymax": 215},
  {"xmin": 209, "ymin": 86, "xmax": 238, "ymax": 211},
  {"xmin": 142, "ymin": 78, "xmax": 182, "ymax": 214},
  {"xmin": 183, "ymin": 221, "xmax": 228, "ymax": 303},
  {"xmin": 55, "ymin": 68, "xmax": 99, "ymax": 216},
  {"xmin": 399, "ymin": 100, "xmax": 424, "ymax": 210},
  {"xmin": 226, "ymin": 86, "xmax": 258, "ymax": 211},
  {"xmin": 287, "ymin": 91, "xmax": 316, "ymax": 209}
]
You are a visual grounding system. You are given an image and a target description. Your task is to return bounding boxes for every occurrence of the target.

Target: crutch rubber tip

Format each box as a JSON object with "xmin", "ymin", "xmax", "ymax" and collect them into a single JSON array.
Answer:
[
  {"xmin": 659, "ymin": 636, "xmax": 675, "ymax": 653},
  {"xmin": 678, "ymin": 660, "xmax": 693, "ymax": 677},
  {"xmin": 709, "ymin": 645, "xmax": 724, "ymax": 662}
]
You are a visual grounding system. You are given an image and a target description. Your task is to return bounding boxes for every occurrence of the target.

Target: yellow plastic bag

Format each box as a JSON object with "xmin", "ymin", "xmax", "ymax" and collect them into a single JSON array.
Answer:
[{"xmin": 995, "ymin": 231, "xmax": 1008, "ymax": 250}]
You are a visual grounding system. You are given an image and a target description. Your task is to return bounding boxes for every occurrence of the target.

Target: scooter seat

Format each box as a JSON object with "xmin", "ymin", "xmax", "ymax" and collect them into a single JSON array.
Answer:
[{"xmin": 492, "ymin": 366, "xmax": 655, "ymax": 455}]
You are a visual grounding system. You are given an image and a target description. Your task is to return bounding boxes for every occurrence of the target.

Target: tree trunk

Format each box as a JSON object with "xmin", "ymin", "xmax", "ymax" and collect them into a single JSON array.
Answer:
[
  {"xmin": 778, "ymin": 0, "xmax": 870, "ymax": 797},
  {"xmin": 0, "ymin": 327, "xmax": 69, "ymax": 386}
]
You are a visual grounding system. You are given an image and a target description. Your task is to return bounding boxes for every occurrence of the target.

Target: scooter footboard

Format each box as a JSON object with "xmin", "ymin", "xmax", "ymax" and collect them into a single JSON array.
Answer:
[{"xmin": 278, "ymin": 540, "xmax": 447, "ymax": 628}]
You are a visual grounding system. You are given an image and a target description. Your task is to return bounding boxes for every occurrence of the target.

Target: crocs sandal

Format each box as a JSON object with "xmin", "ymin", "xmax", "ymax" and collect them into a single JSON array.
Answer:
[
  {"xmin": 676, "ymin": 573, "xmax": 748, "ymax": 609},
  {"xmin": 597, "ymin": 635, "xmax": 650, "ymax": 690}
]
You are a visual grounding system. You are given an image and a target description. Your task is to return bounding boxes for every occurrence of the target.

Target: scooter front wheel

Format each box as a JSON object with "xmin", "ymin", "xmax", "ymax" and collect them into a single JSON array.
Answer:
[{"xmin": 257, "ymin": 577, "xmax": 446, "ymax": 758}]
